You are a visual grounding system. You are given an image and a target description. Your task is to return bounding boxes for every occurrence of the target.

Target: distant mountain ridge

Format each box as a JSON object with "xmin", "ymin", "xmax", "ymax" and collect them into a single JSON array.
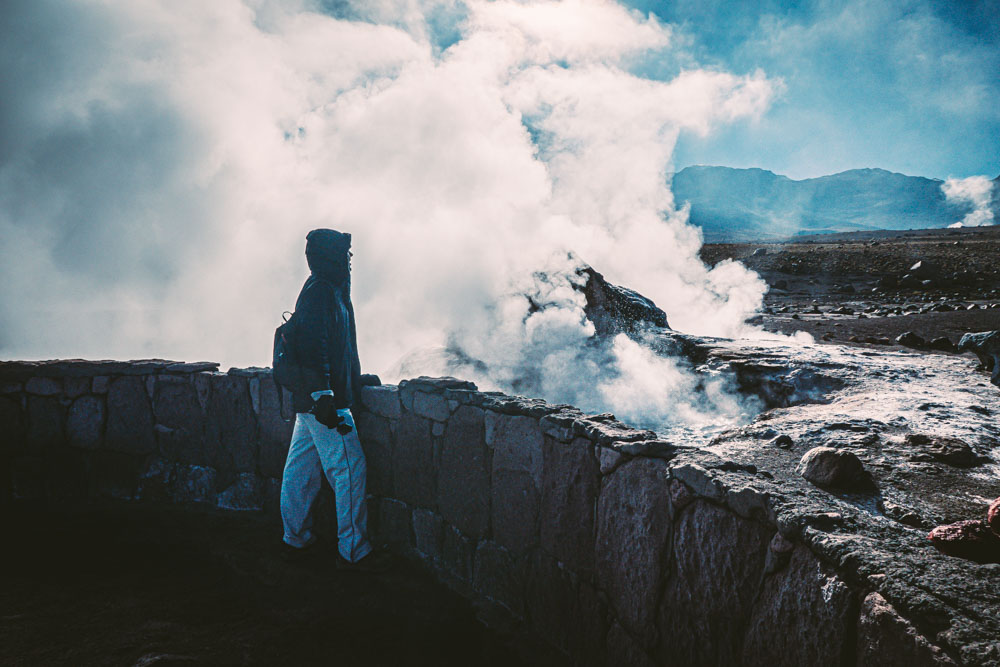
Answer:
[{"xmin": 671, "ymin": 165, "xmax": 993, "ymax": 242}]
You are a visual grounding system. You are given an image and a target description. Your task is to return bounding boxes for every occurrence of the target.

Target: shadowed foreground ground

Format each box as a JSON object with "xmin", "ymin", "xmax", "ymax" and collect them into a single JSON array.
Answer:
[{"xmin": 0, "ymin": 504, "xmax": 558, "ymax": 667}]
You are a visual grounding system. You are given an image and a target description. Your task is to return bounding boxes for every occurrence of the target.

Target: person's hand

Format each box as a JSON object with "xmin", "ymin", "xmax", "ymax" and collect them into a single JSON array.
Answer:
[{"xmin": 312, "ymin": 395, "xmax": 352, "ymax": 434}]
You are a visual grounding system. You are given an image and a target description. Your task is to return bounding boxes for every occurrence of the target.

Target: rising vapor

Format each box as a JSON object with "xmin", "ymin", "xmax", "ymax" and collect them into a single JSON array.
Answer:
[
  {"xmin": 942, "ymin": 175, "xmax": 997, "ymax": 227},
  {"xmin": 0, "ymin": 0, "xmax": 779, "ymax": 429}
]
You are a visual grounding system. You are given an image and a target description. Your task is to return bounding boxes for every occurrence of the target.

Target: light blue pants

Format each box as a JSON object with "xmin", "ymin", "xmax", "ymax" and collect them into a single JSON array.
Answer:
[{"xmin": 280, "ymin": 406, "xmax": 372, "ymax": 563}]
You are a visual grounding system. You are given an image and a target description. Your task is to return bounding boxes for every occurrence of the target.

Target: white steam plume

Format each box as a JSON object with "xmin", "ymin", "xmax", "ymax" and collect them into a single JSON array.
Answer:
[
  {"xmin": 0, "ymin": 0, "xmax": 778, "ymax": 431},
  {"xmin": 942, "ymin": 175, "xmax": 997, "ymax": 227}
]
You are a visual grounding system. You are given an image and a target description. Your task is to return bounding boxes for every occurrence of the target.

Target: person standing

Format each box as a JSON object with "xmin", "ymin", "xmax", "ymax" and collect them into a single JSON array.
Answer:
[{"xmin": 279, "ymin": 228, "xmax": 389, "ymax": 572}]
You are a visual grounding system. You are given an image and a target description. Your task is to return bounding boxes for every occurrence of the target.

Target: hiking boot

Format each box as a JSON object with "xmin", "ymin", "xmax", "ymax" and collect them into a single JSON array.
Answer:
[{"xmin": 336, "ymin": 549, "xmax": 393, "ymax": 574}]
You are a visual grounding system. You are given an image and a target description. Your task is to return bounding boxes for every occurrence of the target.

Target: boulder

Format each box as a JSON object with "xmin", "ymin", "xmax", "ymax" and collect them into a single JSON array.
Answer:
[
  {"xmin": 895, "ymin": 331, "xmax": 926, "ymax": 349},
  {"xmin": 908, "ymin": 260, "xmax": 940, "ymax": 280},
  {"xmin": 928, "ymin": 520, "xmax": 1000, "ymax": 564},
  {"xmin": 957, "ymin": 330, "xmax": 1000, "ymax": 386},
  {"xmin": 797, "ymin": 447, "xmax": 870, "ymax": 490}
]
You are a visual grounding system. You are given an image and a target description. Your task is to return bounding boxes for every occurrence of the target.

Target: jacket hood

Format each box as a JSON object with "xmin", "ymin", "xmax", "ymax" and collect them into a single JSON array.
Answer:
[{"xmin": 305, "ymin": 228, "xmax": 351, "ymax": 283}]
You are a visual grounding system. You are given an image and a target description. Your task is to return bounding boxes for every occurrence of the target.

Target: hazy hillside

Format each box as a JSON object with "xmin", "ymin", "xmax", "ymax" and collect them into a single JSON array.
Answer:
[{"xmin": 671, "ymin": 166, "xmax": 974, "ymax": 241}]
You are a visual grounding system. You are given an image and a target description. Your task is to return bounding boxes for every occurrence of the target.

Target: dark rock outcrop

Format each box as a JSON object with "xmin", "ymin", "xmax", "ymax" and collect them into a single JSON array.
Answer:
[{"xmin": 797, "ymin": 447, "xmax": 870, "ymax": 490}]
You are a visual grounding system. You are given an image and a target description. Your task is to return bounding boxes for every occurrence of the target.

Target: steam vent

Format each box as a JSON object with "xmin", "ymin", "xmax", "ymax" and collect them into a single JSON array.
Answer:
[{"xmin": 3, "ymin": 322, "xmax": 999, "ymax": 666}]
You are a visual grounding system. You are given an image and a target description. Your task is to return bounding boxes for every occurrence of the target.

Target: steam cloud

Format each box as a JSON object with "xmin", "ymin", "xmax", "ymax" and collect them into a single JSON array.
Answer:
[
  {"xmin": 0, "ymin": 0, "xmax": 779, "ymax": 431},
  {"xmin": 942, "ymin": 175, "xmax": 997, "ymax": 227}
]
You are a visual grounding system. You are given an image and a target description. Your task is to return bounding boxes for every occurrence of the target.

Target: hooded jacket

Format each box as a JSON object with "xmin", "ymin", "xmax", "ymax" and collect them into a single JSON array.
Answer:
[{"xmin": 291, "ymin": 229, "xmax": 362, "ymax": 413}]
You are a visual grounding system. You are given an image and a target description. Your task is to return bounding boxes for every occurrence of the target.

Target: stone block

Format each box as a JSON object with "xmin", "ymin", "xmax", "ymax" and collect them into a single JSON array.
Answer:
[
  {"xmin": 598, "ymin": 447, "xmax": 623, "ymax": 475},
  {"xmin": 473, "ymin": 541, "xmax": 524, "ymax": 615},
  {"xmin": 257, "ymin": 379, "xmax": 292, "ymax": 478},
  {"xmin": 606, "ymin": 623, "xmax": 655, "ymax": 667},
  {"xmin": 0, "ymin": 395, "xmax": 25, "ymax": 452},
  {"xmin": 486, "ymin": 413, "xmax": 543, "ymax": 485},
  {"xmin": 91, "ymin": 376, "xmax": 109, "ymax": 393},
  {"xmin": 438, "ymin": 406, "xmax": 489, "ymax": 538},
  {"xmin": 394, "ymin": 412, "xmax": 436, "ymax": 508},
  {"xmin": 573, "ymin": 582, "xmax": 609, "ymax": 667},
  {"xmin": 379, "ymin": 498, "xmax": 413, "ymax": 547},
  {"xmin": 413, "ymin": 391, "xmax": 450, "ymax": 422},
  {"xmin": 524, "ymin": 551, "xmax": 577, "ymax": 652},
  {"xmin": 25, "ymin": 377, "xmax": 61, "ymax": 396},
  {"xmin": 136, "ymin": 457, "xmax": 175, "ymax": 504},
  {"xmin": 442, "ymin": 523, "xmax": 474, "ymax": 584},
  {"xmin": 856, "ymin": 592, "xmax": 956, "ymax": 666},
  {"xmin": 412, "ymin": 508, "xmax": 444, "ymax": 561},
  {"xmin": 491, "ymin": 468, "xmax": 539, "ymax": 556},
  {"xmin": 540, "ymin": 436, "xmax": 600, "ymax": 574},
  {"xmin": 64, "ymin": 377, "xmax": 90, "ymax": 398},
  {"xmin": 105, "ymin": 376, "xmax": 156, "ymax": 454},
  {"xmin": 67, "ymin": 395, "xmax": 105, "ymax": 449},
  {"xmin": 26, "ymin": 396, "xmax": 66, "ymax": 453},
  {"xmin": 217, "ymin": 472, "xmax": 263, "ymax": 511},
  {"xmin": 742, "ymin": 546, "xmax": 854, "ymax": 666},
  {"xmin": 539, "ymin": 410, "xmax": 581, "ymax": 442},
  {"xmin": 360, "ymin": 385, "xmax": 401, "ymax": 419},
  {"xmin": 45, "ymin": 447, "xmax": 89, "ymax": 501},
  {"xmin": 207, "ymin": 374, "xmax": 257, "ymax": 484},
  {"xmin": 11, "ymin": 457, "xmax": 45, "ymax": 500},
  {"xmin": 169, "ymin": 464, "xmax": 217, "ymax": 505},
  {"xmin": 355, "ymin": 411, "xmax": 393, "ymax": 496},
  {"xmin": 657, "ymin": 500, "xmax": 771, "ymax": 666},
  {"xmin": 595, "ymin": 457, "xmax": 672, "ymax": 636},
  {"xmin": 671, "ymin": 462, "xmax": 725, "ymax": 501},
  {"xmin": 153, "ymin": 380, "xmax": 209, "ymax": 464},
  {"xmin": 90, "ymin": 449, "xmax": 146, "ymax": 499}
]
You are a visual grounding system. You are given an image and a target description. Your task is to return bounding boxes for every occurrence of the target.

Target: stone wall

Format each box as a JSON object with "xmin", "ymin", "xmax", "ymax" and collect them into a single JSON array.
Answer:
[{"xmin": 0, "ymin": 361, "xmax": 973, "ymax": 665}]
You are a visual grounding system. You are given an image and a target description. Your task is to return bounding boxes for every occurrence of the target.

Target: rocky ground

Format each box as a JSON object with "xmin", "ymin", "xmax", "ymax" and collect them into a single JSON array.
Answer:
[
  {"xmin": 701, "ymin": 225, "xmax": 1000, "ymax": 348},
  {"xmin": 0, "ymin": 504, "xmax": 563, "ymax": 667}
]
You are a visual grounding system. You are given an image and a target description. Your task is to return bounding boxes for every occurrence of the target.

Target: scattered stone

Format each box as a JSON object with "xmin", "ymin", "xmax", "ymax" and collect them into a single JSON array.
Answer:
[
  {"xmin": 895, "ymin": 331, "xmax": 925, "ymax": 349},
  {"xmin": 797, "ymin": 447, "xmax": 870, "ymax": 490},
  {"xmin": 768, "ymin": 434, "xmax": 794, "ymax": 449},
  {"xmin": 928, "ymin": 520, "xmax": 1000, "ymax": 564},
  {"xmin": 905, "ymin": 434, "xmax": 980, "ymax": 467}
]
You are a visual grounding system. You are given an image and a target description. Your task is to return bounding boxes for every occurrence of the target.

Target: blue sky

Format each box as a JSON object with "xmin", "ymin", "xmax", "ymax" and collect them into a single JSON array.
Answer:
[{"xmin": 622, "ymin": 0, "xmax": 1000, "ymax": 180}]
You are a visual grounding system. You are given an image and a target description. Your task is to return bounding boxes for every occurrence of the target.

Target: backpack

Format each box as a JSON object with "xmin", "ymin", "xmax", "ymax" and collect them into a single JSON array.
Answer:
[
  {"xmin": 272, "ymin": 278, "xmax": 332, "ymax": 393},
  {"xmin": 272, "ymin": 311, "xmax": 305, "ymax": 392}
]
